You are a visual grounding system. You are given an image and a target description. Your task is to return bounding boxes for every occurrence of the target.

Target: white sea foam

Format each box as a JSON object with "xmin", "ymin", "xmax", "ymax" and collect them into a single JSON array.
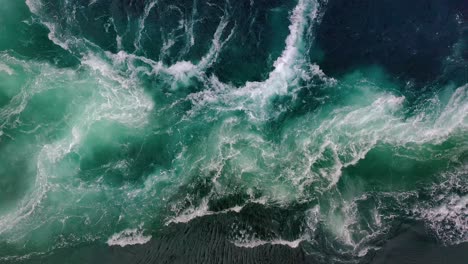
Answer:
[
  {"xmin": 134, "ymin": 0, "xmax": 158, "ymax": 51},
  {"xmin": 166, "ymin": 198, "xmax": 245, "ymax": 225},
  {"xmin": 25, "ymin": 0, "xmax": 72, "ymax": 51},
  {"xmin": 167, "ymin": 60, "xmax": 197, "ymax": 76},
  {"xmin": 0, "ymin": 145, "xmax": 49, "ymax": 234},
  {"xmin": 81, "ymin": 53, "xmax": 154, "ymax": 127},
  {"xmin": 25, "ymin": 0, "xmax": 40, "ymax": 14},
  {"xmin": 166, "ymin": 60, "xmax": 198, "ymax": 88},
  {"xmin": 420, "ymin": 194, "xmax": 468, "ymax": 244},
  {"xmin": 197, "ymin": 14, "xmax": 235, "ymax": 70},
  {"xmin": 415, "ymin": 167, "xmax": 468, "ymax": 245},
  {"xmin": 88, "ymin": 0, "xmax": 98, "ymax": 6},
  {"xmin": 184, "ymin": 0, "xmax": 327, "ymax": 121},
  {"xmin": 185, "ymin": 0, "xmax": 198, "ymax": 48},
  {"xmin": 233, "ymin": 238, "xmax": 304, "ymax": 249},
  {"xmin": 271, "ymin": 0, "xmax": 314, "ymax": 78},
  {"xmin": 107, "ymin": 228, "xmax": 152, "ymax": 247},
  {"xmin": 43, "ymin": 22, "xmax": 70, "ymax": 51},
  {"xmin": 0, "ymin": 57, "xmax": 80, "ymax": 234},
  {"xmin": 176, "ymin": 82, "xmax": 467, "ymax": 253},
  {"xmin": 167, "ymin": 199, "xmax": 212, "ymax": 224},
  {"xmin": 288, "ymin": 84, "xmax": 466, "ymax": 191},
  {"xmin": 0, "ymin": 63, "xmax": 14, "ymax": 75},
  {"xmin": 260, "ymin": 0, "xmax": 319, "ymax": 94}
]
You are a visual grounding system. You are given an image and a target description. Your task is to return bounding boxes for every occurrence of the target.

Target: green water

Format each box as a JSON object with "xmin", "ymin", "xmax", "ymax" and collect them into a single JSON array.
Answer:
[{"xmin": 0, "ymin": 0, "xmax": 466, "ymax": 262}]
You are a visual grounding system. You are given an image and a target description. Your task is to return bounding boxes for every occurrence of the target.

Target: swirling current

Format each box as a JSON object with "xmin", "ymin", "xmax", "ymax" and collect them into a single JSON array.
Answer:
[{"xmin": 0, "ymin": 0, "xmax": 467, "ymax": 263}]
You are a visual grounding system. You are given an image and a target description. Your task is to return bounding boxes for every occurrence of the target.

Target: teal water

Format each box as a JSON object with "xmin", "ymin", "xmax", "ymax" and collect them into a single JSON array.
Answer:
[{"xmin": 0, "ymin": 0, "xmax": 466, "ymax": 263}]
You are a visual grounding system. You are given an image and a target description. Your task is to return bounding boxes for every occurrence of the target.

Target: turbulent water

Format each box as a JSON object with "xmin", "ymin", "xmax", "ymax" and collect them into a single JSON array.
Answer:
[{"xmin": 0, "ymin": 0, "xmax": 466, "ymax": 263}]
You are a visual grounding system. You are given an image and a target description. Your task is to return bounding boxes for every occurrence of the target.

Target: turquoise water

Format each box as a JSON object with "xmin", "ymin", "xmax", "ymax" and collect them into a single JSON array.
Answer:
[{"xmin": 0, "ymin": 0, "xmax": 466, "ymax": 263}]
